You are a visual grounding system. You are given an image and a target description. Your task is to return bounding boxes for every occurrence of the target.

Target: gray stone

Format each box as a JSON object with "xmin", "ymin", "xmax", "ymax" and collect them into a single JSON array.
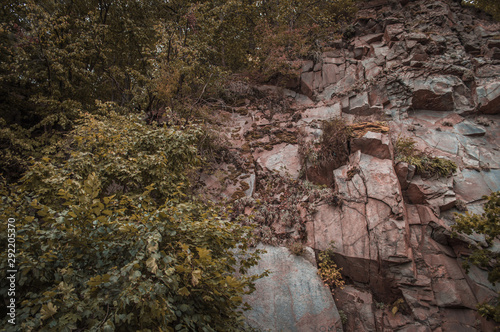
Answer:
[
  {"xmin": 243, "ymin": 245, "xmax": 343, "ymax": 332},
  {"xmin": 454, "ymin": 120, "xmax": 486, "ymax": 137},
  {"xmin": 302, "ymin": 60, "xmax": 314, "ymax": 72},
  {"xmin": 409, "ymin": 77, "xmax": 456, "ymax": 112},
  {"xmin": 301, "ymin": 71, "xmax": 315, "ymax": 99},
  {"xmin": 322, "ymin": 63, "xmax": 339, "ymax": 88},
  {"xmin": 384, "ymin": 24, "xmax": 404, "ymax": 43},
  {"xmin": 477, "ymin": 82, "xmax": 500, "ymax": 114},
  {"xmin": 407, "ymin": 176, "xmax": 456, "ymax": 212},
  {"xmin": 483, "ymin": 169, "xmax": 500, "ymax": 193},
  {"xmin": 335, "ymin": 286, "xmax": 376, "ymax": 331},
  {"xmin": 255, "ymin": 143, "xmax": 301, "ymax": 179},
  {"xmin": 346, "ymin": 92, "xmax": 371, "ymax": 115},
  {"xmin": 417, "ymin": 130, "xmax": 459, "ymax": 155},
  {"xmin": 432, "ymin": 279, "xmax": 477, "ymax": 309},
  {"xmin": 360, "ymin": 33, "xmax": 384, "ymax": 44},
  {"xmin": 454, "ymin": 169, "xmax": 494, "ymax": 202}
]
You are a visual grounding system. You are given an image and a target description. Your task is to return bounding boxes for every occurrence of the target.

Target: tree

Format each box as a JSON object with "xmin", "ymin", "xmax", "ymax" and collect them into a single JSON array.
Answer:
[
  {"xmin": 453, "ymin": 191, "xmax": 500, "ymax": 322},
  {"xmin": 0, "ymin": 0, "xmax": 169, "ymax": 180}
]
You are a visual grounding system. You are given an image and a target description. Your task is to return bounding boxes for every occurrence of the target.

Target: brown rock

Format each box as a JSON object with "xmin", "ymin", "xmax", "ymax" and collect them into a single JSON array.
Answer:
[
  {"xmin": 351, "ymin": 131, "xmax": 393, "ymax": 160},
  {"xmin": 411, "ymin": 82, "xmax": 454, "ymax": 112},
  {"xmin": 384, "ymin": 24, "xmax": 405, "ymax": 43},
  {"xmin": 300, "ymin": 71, "xmax": 315, "ymax": 99},
  {"xmin": 406, "ymin": 176, "xmax": 456, "ymax": 212},
  {"xmin": 334, "ymin": 286, "xmax": 376, "ymax": 331},
  {"xmin": 255, "ymin": 143, "xmax": 301, "ymax": 179}
]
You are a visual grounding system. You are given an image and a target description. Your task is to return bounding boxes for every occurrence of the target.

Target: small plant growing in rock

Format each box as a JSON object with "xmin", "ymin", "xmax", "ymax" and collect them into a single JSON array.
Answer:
[
  {"xmin": 288, "ymin": 241, "xmax": 306, "ymax": 256},
  {"xmin": 346, "ymin": 166, "xmax": 360, "ymax": 181},
  {"xmin": 319, "ymin": 119, "xmax": 352, "ymax": 169},
  {"xmin": 455, "ymin": 199, "xmax": 468, "ymax": 212},
  {"xmin": 391, "ymin": 298, "xmax": 405, "ymax": 315},
  {"xmin": 339, "ymin": 310, "xmax": 348, "ymax": 325},
  {"xmin": 394, "ymin": 137, "xmax": 457, "ymax": 178},
  {"xmin": 318, "ymin": 244, "xmax": 345, "ymax": 290},
  {"xmin": 476, "ymin": 116, "xmax": 492, "ymax": 127}
]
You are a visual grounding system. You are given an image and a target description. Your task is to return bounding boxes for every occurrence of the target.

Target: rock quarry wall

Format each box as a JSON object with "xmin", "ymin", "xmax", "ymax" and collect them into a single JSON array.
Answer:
[{"xmin": 199, "ymin": 0, "xmax": 500, "ymax": 330}]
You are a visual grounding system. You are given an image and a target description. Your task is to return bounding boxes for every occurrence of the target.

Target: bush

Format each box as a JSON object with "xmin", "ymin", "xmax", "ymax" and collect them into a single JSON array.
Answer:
[
  {"xmin": 318, "ymin": 245, "xmax": 345, "ymax": 290},
  {"xmin": 299, "ymin": 118, "xmax": 352, "ymax": 184},
  {"xmin": 395, "ymin": 137, "xmax": 456, "ymax": 178},
  {"xmin": 0, "ymin": 112, "xmax": 265, "ymax": 331}
]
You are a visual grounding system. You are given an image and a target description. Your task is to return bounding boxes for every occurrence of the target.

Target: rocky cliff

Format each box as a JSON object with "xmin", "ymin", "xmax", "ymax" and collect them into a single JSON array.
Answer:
[{"xmin": 199, "ymin": 0, "xmax": 500, "ymax": 330}]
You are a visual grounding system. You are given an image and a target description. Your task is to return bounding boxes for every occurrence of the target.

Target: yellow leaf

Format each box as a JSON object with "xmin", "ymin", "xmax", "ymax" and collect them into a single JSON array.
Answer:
[
  {"xmin": 40, "ymin": 302, "xmax": 58, "ymax": 320},
  {"xmin": 179, "ymin": 243, "xmax": 189, "ymax": 252},
  {"xmin": 191, "ymin": 269, "xmax": 202, "ymax": 286},
  {"xmin": 178, "ymin": 287, "xmax": 190, "ymax": 296},
  {"xmin": 392, "ymin": 306, "xmax": 398, "ymax": 315},
  {"xmin": 197, "ymin": 247, "xmax": 211, "ymax": 261},
  {"xmin": 102, "ymin": 210, "xmax": 113, "ymax": 216},
  {"xmin": 146, "ymin": 257, "xmax": 158, "ymax": 274}
]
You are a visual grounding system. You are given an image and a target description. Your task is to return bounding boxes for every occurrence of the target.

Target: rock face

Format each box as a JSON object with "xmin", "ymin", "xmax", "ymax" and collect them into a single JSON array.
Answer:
[
  {"xmin": 243, "ymin": 245, "xmax": 343, "ymax": 332},
  {"xmin": 203, "ymin": 0, "xmax": 500, "ymax": 330}
]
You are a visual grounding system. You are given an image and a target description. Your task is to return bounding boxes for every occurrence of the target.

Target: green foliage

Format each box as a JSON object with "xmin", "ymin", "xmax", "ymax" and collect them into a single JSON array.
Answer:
[
  {"xmin": 339, "ymin": 310, "xmax": 348, "ymax": 325},
  {"xmin": 1, "ymin": 0, "xmax": 359, "ymax": 180},
  {"xmin": 395, "ymin": 137, "xmax": 457, "ymax": 178},
  {"xmin": 0, "ymin": 112, "xmax": 265, "ymax": 331},
  {"xmin": 318, "ymin": 244, "xmax": 345, "ymax": 290},
  {"xmin": 0, "ymin": 0, "xmax": 171, "ymax": 179},
  {"xmin": 453, "ymin": 191, "xmax": 500, "ymax": 323},
  {"xmin": 21, "ymin": 111, "xmax": 202, "ymax": 204}
]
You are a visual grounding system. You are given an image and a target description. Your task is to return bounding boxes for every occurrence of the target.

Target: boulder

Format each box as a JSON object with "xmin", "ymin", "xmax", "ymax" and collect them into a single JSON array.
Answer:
[
  {"xmin": 384, "ymin": 24, "xmax": 405, "ymax": 43},
  {"xmin": 454, "ymin": 169, "xmax": 499, "ymax": 202},
  {"xmin": 310, "ymin": 152, "xmax": 409, "ymax": 291},
  {"xmin": 243, "ymin": 245, "xmax": 343, "ymax": 332},
  {"xmin": 300, "ymin": 71, "xmax": 315, "ymax": 99},
  {"xmin": 409, "ymin": 77, "xmax": 456, "ymax": 112}
]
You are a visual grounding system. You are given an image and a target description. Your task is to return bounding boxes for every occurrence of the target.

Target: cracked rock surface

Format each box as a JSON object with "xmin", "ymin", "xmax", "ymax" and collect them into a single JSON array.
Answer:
[{"xmin": 198, "ymin": 0, "xmax": 500, "ymax": 330}]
